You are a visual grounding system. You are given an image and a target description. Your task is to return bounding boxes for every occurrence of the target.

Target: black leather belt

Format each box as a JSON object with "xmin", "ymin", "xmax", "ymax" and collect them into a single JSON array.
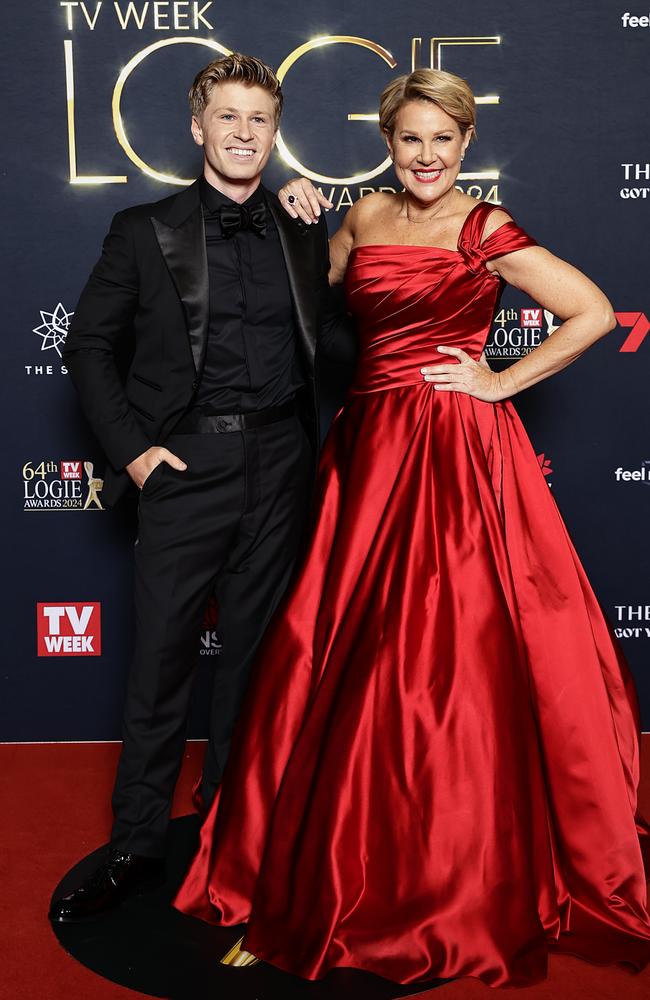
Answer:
[{"xmin": 173, "ymin": 399, "xmax": 296, "ymax": 434}]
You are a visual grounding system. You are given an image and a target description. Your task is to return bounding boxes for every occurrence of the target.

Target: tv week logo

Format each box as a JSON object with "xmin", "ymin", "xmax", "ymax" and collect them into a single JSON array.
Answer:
[
  {"xmin": 60, "ymin": 461, "xmax": 82, "ymax": 480},
  {"xmin": 37, "ymin": 603, "xmax": 101, "ymax": 656},
  {"xmin": 521, "ymin": 308, "xmax": 542, "ymax": 327}
]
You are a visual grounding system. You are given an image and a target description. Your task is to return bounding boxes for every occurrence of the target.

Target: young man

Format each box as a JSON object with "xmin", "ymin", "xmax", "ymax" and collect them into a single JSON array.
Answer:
[{"xmin": 50, "ymin": 53, "xmax": 353, "ymax": 921}]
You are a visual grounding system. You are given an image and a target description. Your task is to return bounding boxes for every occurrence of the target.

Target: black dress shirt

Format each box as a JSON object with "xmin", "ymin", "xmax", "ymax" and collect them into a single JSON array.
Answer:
[{"xmin": 191, "ymin": 176, "xmax": 303, "ymax": 415}]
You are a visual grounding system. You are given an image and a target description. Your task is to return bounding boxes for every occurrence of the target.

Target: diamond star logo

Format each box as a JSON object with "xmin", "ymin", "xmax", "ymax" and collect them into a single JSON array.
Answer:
[{"xmin": 32, "ymin": 303, "xmax": 74, "ymax": 358}]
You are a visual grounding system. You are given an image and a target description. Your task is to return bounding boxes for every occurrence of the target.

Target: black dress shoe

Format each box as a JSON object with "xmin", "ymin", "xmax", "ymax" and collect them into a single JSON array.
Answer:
[{"xmin": 49, "ymin": 849, "xmax": 165, "ymax": 922}]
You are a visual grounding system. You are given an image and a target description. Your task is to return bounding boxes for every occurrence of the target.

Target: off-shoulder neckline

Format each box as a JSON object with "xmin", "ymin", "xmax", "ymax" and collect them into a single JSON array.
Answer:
[{"xmin": 349, "ymin": 202, "xmax": 515, "ymax": 257}]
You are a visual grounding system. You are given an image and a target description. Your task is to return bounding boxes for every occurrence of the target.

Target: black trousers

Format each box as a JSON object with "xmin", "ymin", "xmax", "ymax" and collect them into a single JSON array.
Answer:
[{"xmin": 110, "ymin": 414, "xmax": 312, "ymax": 856}]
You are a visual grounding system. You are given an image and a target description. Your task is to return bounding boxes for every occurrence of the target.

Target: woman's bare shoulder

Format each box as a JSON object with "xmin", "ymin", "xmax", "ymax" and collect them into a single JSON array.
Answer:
[
  {"xmin": 480, "ymin": 206, "xmax": 514, "ymax": 242},
  {"xmin": 341, "ymin": 191, "xmax": 397, "ymax": 239}
]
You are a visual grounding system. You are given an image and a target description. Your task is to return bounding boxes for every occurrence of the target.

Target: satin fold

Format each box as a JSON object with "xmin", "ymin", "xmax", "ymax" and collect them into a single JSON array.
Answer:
[{"xmin": 174, "ymin": 202, "xmax": 650, "ymax": 987}]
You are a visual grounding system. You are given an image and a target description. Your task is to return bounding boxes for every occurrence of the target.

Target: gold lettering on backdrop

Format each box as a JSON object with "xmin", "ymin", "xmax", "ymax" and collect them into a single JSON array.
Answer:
[
  {"xmin": 411, "ymin": 36, "xmax": 422, "ymax": 70},
  {"xmin": 410, "ymin": 35, "xmax": 501, "ymax": 182},
  {"xmin": 335, "ymin": 187, "xmax": 354, "ymax": 210},
  {"xmin": 60, "ymin": 2, "xmax": 104, "ymax": 31},
  {"xmin": 152, "ymin": 2, "xmax": 171, "ymax": 30},
  {"xmin": 112, "ymin": 36, "xmax": 230, "ymax": 184},
  {"xmin": 114, "ymin": 2, "xmax": 150, "ymax": 29},
  {"xmin": 112, "ymin": 2, "xmax": 212, "ymax": 29},
  {"xmin": 346, "ymin": 35, "xmax": 500, "ymax": 183},
  {"xmin": 83, "ymin": 2, "xmax": 103, "ymax": 29},
  {"xmin": 193, "ymin": 1, "xmax": 213, "ymax": 29},
  {"xmin": 65, "ymin": 30, "xmax": 501, "ymax": 191},
  {"xmin": 65, "ymin": 40, "xmax": 128, "ymax": 183},
  {"xmin": 275, "ymin": 36, "xmax": 397, "ymax": 186},
  {"xmin": 430, "ymin": 35, "xmax": 500, "ymax": 87},
  {"xmin": 173, "ymin": 1, "xmax": 191, "ymax": 29},
  {"xmin": 316, "ymin": 183, "xmax": 499, "ymax": 205},
  {"xmin": 461, "ymin": 184, "xmax": 501, "ymax": 204}
]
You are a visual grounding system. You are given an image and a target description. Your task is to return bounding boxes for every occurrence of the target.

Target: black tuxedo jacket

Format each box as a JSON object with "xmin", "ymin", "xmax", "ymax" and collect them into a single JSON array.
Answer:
[{"xmin": 63, "ymin": 179, "xmax": 355, "ymax": 508}]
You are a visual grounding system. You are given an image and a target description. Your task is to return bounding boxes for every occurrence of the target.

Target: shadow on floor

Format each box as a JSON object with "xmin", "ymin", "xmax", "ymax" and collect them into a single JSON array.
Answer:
[{"xmin": 51, "ymin": 815, "xmax": 450, "ymax": 1000}]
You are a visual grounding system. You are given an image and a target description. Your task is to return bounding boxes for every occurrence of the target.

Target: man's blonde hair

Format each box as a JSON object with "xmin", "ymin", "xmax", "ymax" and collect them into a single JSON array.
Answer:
[{"xmin": 189, "ymin": 52, "xmax": 283, "ymax": 127}]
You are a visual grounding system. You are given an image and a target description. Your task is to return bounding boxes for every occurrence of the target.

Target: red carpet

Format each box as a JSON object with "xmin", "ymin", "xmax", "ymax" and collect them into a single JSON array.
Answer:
[{"xmin": 1, "ymin": 737, "xmax": 649, "ymax": 1000}]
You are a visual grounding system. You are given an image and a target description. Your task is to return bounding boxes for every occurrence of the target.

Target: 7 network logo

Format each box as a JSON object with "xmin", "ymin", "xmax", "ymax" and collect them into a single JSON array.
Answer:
[
  {"xmin": 614, "ymin": 312, "xmax": 649, "ymax": 352},
  {"xmin": 37, "ymin": 602, "xmax": 101, "ymax": 656}
]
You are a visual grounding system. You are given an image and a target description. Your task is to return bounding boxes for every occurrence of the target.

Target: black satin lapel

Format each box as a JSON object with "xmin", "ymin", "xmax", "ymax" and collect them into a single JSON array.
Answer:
[
  {"xmin": 151, "ymin": 208, "xmax": 208, "ymax": 375},
  {"xmin": 266, "ymin": 195, "xmax": 317, "ymax": 366}
]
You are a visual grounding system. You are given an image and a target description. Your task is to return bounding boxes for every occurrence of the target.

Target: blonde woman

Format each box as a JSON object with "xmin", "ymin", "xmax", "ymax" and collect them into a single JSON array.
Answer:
[{"xmin": 175, "ymin": 69, "xmax": 650, "ymax": 988}]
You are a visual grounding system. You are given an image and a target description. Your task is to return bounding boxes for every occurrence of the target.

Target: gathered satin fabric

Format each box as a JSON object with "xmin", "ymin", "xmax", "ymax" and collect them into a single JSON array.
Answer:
[{"xmin": 173, "ymin": 202, "xmax": 650, "ymax": 987}]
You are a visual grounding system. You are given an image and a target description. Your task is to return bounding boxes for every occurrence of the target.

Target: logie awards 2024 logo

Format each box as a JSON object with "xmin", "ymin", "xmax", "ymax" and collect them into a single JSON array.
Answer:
[
  {"xmin": 486, "ymin": 307, "xmax": 649, "ymax": 358},
  {"xmin": 485, "ymin": 307, "xmax": 560, "ymax": 359},
  {"xmin": 23, "ymin": 460, "xmax": 104, "ymax": 510}
]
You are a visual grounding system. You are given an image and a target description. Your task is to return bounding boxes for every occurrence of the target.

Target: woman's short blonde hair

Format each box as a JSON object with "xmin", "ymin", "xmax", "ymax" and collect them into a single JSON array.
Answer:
[
  {"xmin": 379, "ymin": 68, "xmax": 476, "ymax": 142},
  {"xmin": 189, "ymin": 52, "xmax": 283, "ymax": 128}
]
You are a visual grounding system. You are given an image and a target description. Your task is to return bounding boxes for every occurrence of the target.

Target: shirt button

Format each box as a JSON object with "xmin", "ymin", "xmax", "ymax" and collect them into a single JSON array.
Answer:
[{"xmin": 191, "ymin": 379, "xmax": 199, "ymax": 391}]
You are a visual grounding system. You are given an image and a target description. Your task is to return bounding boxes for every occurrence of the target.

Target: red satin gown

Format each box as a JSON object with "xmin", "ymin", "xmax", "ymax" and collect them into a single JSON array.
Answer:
[{"xmin": 174, "ymin": 201, "xmax": 650, "ymax": 987}]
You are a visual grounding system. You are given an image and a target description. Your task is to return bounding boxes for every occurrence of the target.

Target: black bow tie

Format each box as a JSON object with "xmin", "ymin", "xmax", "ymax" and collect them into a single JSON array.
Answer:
[{"xmin": 217, "ymin": 201, "xmax": 267, "ymax": 239}]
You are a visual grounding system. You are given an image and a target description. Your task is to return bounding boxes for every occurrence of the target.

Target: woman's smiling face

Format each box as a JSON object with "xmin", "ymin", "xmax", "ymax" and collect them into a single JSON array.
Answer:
[{"xmin": 386, "ymin": 100, "xmax": 472, "ymax": 205}]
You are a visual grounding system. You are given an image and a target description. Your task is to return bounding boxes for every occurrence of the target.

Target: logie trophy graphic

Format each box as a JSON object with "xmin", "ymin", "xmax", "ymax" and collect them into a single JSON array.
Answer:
[
  {"xmin": 83, "ymin": 461, "xmax": 104, "ymax": 510},
  {"xmin": 544, "ymin": 310, "xmax": 560, "ymax": 337}
]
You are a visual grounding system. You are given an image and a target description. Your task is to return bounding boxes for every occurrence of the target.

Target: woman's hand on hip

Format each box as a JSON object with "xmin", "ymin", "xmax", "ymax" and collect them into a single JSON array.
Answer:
[{"xmin": 421, "ymin": 347, "xmax": 513, "ymax": 402}]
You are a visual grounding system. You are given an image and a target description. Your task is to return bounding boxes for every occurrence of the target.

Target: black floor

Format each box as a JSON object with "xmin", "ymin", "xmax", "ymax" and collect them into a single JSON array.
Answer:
[{"xmin": 50, "ymin": 815, "xmax": 449, "ymax": 1000}]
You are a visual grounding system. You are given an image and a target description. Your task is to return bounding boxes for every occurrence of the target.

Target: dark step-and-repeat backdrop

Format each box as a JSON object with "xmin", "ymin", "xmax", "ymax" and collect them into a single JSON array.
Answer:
[{"xmin": 2, "ymin": 1, "xmax": 648, "ymax": 740}]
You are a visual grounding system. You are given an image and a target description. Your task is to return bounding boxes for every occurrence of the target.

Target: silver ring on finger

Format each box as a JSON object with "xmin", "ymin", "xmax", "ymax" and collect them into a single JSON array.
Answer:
[{"xmin": 287, "ymin": 194, "xmax": 297, "ymax": 205}]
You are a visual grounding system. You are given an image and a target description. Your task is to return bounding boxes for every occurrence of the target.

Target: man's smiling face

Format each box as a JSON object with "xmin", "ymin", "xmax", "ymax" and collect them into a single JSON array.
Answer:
[{"xmin": 191, "ymin": 80, "xmax": 277, "ymax": 193}]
